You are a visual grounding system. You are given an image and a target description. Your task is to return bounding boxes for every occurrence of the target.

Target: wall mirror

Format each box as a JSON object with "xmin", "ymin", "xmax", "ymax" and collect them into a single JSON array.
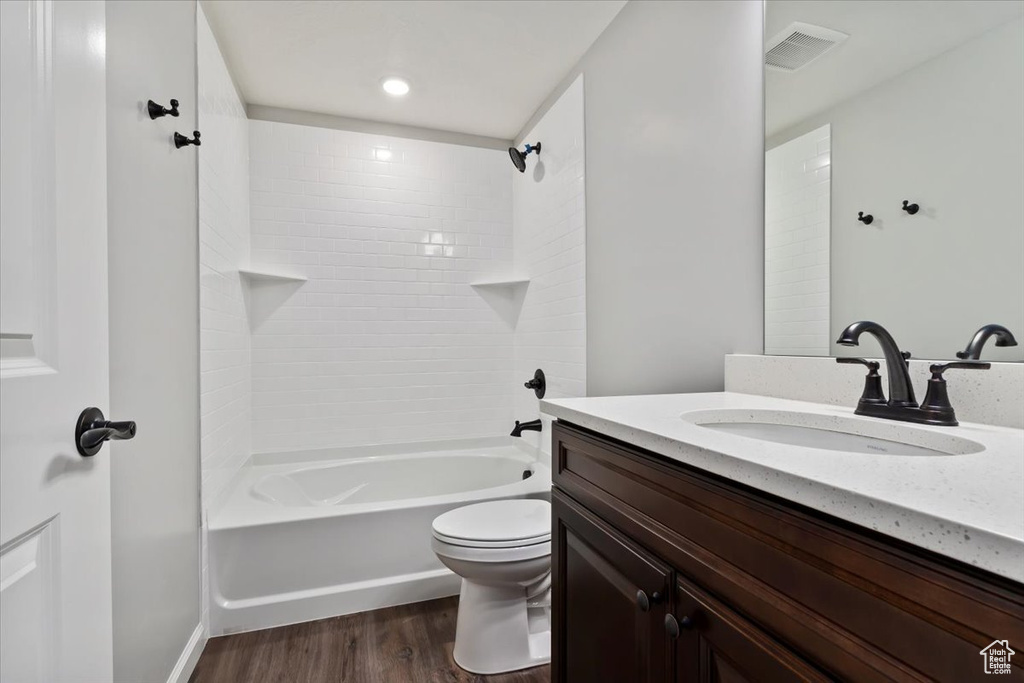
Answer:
[{"xmin": 764, "ymin": 0, "xmax": 1023, "ymax": 361}]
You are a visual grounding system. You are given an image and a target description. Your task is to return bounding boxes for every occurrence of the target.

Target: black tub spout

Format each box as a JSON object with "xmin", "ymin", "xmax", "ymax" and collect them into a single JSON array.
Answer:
[{"xmin": 510, "ymin": 419, "xmax": 542, "ymax": 437}]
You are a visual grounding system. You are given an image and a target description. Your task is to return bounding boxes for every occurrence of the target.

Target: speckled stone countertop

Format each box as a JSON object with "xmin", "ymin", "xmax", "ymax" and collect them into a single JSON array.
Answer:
[{"xmin": 540, "ymin": 392, "xmax": 1024, "ymax": 583}]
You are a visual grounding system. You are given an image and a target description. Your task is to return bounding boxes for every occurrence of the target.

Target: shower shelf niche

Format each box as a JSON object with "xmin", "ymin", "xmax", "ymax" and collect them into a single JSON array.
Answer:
[
  {"xmin": 239, "ymin": 268, "xmax": 307, "ymax": 330},
  {"xmin": 469, "ymin": 277, "xmax": 530, "ymax": 327},
  {"xmin": 469, "ymin": 277, "xmax": 530, "ymax": 288},
  {"xmin": 238, "ymin": 268, "xmax": 308, "ymax": 284}
]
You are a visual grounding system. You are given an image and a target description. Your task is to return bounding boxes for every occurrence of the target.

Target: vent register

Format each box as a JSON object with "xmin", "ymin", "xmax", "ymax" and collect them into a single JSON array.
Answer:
[{"xmin": 766, "ymin": 22, "xmax": 849, "ymax": 72}]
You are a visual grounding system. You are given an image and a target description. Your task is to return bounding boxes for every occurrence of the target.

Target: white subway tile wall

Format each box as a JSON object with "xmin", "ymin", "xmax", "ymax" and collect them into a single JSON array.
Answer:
[
  {"xmin": 197, "ymin": 7, "xmax": 250, "ymax": 631},
  {"xmin": 764, "ymin": 124, "xmax": 831, "ymax": 356},
  {"xmin": 512, "ymin": 77, "xmax": 587, "ymax": 455},
  {"xmin": 248, "ymin": 121, "xmax": 516, "ymax": 452}
]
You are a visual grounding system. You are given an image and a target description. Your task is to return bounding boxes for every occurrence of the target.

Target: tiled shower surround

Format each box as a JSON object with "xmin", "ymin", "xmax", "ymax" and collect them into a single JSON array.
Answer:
[
  {"xmin": 512, "ymin": 77, "xmax": 586, "ymax": 454},
  {"xmin": 247, "ymin": 122, "xmax": 517, "ymax": 452},
  {"xmin": 197, "ymin": 5, "xmax": 250, "ymax": 631},
  {"xmin": 198, "ymin": 11, "xmax": 252, "ymax": 506},
  {"xmin": 197, "ymin": 84, "xmax": 588, "ymax": 633}
]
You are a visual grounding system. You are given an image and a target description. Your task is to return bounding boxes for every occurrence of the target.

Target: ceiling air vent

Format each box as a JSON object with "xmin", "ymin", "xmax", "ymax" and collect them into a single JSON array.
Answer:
[{"xmin": 766, "ymin": 22, "xmax": 849, "ymax": 72}]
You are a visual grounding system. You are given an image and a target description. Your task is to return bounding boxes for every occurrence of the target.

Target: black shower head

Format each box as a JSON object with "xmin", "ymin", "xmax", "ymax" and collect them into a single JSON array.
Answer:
[
  {"xmin": 508, "ymin": 147, "xmax": 526, "ymax": 173},
  {"xmin": 508, "ymin": 142, "xmax": 541, "ymax": 173}
]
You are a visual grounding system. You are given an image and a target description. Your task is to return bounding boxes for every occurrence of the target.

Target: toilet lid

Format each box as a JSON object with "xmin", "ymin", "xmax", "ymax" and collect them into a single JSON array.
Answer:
[{"xmin": 432, "ymin": 499, "xmax": 551, "ymax": 548}]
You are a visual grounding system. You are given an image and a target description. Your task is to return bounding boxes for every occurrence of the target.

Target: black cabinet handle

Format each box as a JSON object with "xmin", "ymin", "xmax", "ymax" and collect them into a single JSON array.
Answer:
[
  {"xmin": 665, "ymin": 614, "xmax": 694, "ymax": 639},
  {"xmin": 665, "ymin": 614, "xmax": 679, "ymax": 638},
  {"xmin": 636, "ymin": 589, "xmax": 650, "ymax": 612},
  {"xmin": 76, "ymin": 407, "xmax": 136, "ymax": 457}
]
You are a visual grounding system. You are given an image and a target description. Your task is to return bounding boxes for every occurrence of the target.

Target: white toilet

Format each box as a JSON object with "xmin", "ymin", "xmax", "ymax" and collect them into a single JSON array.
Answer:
[{"xmin": 431, "ymin": 498, "xmax": 552, "ymax": 674}]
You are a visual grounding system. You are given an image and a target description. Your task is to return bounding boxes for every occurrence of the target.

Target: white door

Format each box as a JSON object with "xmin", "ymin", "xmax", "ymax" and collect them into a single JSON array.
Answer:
[{"xmin": 0, "ymin": 1, "xmax": 113, "ymax": 681}]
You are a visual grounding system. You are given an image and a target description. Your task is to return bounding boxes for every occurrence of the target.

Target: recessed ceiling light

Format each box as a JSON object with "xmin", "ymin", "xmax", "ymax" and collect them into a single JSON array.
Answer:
[{"xmin": 382, "ymin": 77, "xmax": 410, "ymax": 97}]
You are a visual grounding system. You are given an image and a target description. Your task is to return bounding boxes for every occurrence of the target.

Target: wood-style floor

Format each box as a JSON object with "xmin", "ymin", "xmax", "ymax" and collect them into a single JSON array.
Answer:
[{"xmin": 190, "ymin": 597, "xmax": 551, "ymax": 683}]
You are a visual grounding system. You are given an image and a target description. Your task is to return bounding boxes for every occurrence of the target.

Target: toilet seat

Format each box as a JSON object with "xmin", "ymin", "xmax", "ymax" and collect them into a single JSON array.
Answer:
[
  {"xmin": 432, "ymin": 499, "xmax": 551, "ymax": 563},
  {"xmin": 432, "ymin": 536, "xmax": 551, "ymax": 563},
  {"xmin": 432, "ymin": 530, "xmax": 550, "ymax": 549},
  {"xmin": 432, "ymin": 499, "xmax": 550, "ymax": 547}
]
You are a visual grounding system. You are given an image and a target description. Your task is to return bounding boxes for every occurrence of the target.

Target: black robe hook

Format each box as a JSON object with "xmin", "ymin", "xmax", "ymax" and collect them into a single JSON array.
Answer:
[
  {"xmin": 174, "ymin": 131, "xmax": 201, "ymax": 148},
  {"xmin": 148, "ymin": 99, "xmax": 179, "ymax": 119}
]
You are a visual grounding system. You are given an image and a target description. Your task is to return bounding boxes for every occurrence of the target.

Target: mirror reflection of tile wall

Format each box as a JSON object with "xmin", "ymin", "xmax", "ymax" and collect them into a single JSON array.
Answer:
[
  {"xmin": 764, "ymin": 2, "xmax": 1024, "ymax": 361},
  {"xmin": 765, "ymin": 125, "xmax": 830, "ymax": 356}
]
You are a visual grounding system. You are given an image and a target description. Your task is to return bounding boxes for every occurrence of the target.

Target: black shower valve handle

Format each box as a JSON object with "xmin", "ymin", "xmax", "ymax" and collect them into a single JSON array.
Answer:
[
  {"xmin": 523, "ymin": 369, "xmax": 546, "ymax": 399},
  {"xmin": 857, "ymin": 211, "xmax": 874, "ymax": 225},
  {"xmin": 902, "ymin": 200, "xmax": 920, "ymax": 215}
]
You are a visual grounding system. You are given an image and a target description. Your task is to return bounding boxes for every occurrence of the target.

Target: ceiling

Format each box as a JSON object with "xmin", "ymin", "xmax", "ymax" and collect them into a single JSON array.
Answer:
[
  {"xmin": 766, "ymin": 0, "xmax": 1024, "ymax": 137},
  {"xmin": 202, "ymin": 0, "xmax": 627, "ymax": 141}
]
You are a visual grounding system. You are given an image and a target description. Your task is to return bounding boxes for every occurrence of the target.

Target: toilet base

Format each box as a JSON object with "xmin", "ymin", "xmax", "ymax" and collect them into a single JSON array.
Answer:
[{"xmin": 452, "ymin": 578, "xmax": 551, "ymax": 674}]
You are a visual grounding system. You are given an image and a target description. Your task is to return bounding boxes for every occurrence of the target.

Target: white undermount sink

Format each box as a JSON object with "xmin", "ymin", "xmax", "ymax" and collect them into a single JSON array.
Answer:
[{"xmin": 682, "ymin": 409, "xmax": 985, "ymax": 456}]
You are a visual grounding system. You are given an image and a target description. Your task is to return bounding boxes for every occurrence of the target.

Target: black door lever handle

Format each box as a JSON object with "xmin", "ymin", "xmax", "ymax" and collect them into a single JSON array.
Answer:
[{"xmin": 76, "ymin": 407, "xmax": 136, "ymax": 456}]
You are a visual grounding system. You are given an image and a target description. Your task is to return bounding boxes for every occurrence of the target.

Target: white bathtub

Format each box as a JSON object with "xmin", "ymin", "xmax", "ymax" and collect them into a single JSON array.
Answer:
[{"xmin": 208, "ymin": 438, "xmax": 550, "ymax": 635}]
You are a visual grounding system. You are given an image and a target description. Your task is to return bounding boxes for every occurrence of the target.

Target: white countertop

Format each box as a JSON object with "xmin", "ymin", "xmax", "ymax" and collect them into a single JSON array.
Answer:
[{"xmin": 540, "ymin": 392, "xmax": 1024, "ymax": 582}]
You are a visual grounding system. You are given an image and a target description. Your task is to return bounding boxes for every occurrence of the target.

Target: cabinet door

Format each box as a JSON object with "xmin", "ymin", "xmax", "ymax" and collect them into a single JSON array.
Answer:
[
  {"xmin": 553, "ymin": 490, "xmax": 673, "ymax": 683},
  {"xmin": 670, "ymin": 576, "xmax": 831, "ymax": 683}
]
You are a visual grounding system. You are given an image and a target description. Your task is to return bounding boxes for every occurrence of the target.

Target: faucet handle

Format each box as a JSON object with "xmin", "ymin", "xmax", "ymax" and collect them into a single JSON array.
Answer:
[
  {"xmin": 836, "ymin": 357, "xmax": 880, "ymax": 372},
  {"xmin": 929, "ymin": 361, "xmax": 991, "ymax": 378},
  {"xmin": 836, "ymin": 357, "xmax": 886, "ymax": 405},
  {"xmin": 919, "ymin": 361, "xmax": 990, "ymax": 426}
]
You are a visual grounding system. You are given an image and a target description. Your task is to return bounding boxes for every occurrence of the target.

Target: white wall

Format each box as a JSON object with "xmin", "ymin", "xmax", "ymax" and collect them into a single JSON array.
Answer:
[
  {"xmin": 764, "ymin": 125, "xmax": 831, "ymax": 356},
  {"xmin": 248, "ymin": 121, "xmax": 516, "ymax": 453},
  {"xmin": 197, "ymin": 3, "xmax": 250, "ymax": 633},
  {"xmin": 512, "ymin": 76, "xmax": 587, "ymax": 454},
  {"xmin": 518, "ymin": 0, "xmax": 766, "ymax": 396},
  {"xmin": 769, "ymin": 18, "xmax": 1024, "ymax": 361},
  {"xmin": 106, "ymin": 1, "xmax": 202, "ymax": 680}
]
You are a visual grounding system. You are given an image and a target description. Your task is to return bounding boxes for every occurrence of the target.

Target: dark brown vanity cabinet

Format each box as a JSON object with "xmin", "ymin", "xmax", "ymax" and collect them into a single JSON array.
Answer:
[
  {"xmin": 555, "ymin": 491, "xmax": 672, "ymax": 682},
  {"xmin": 669, "ymin": 574, "xmax": 828, "ymax": 682},
  {"xmin": 551, "ymin": 421, "xmax": 1024, "ymax": 683},
  {"xmin": 554, "ymin": 491, "xmax": 823, "ymax": 683}
]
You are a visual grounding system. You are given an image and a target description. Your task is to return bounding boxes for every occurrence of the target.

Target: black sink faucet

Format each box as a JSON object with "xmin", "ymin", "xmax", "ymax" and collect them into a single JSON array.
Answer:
[
  {"xmin": 956, "ymin": 324, "xmax": 1018, "ymax": 360},
  {"xmin": 836, "ymin": 321, "xmax": 989, "ymax": 426},
  {"xmin": 510, "ymin": 419, "xmax": 542, "ymax": 437},
  {"xmin": 836, "ymin": 321, "xmax": 917, "ymax": 407}
]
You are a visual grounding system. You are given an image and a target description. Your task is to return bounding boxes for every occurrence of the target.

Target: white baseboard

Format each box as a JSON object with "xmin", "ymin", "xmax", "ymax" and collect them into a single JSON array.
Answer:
[{"xmin": 166, "ymin": 623, "xmax": 207, "ymax": 683}]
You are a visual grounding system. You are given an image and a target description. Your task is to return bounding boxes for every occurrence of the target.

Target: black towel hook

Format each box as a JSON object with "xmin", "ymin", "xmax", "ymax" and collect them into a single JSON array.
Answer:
[
  {"xmin": 902, "ymin": 200, "xmax": 920, "ymax": 215},
  {"xmin": 148, "ymin": 98, "xmax": 179, "ymax": 119},
  {"xmin": 174, "ymin": 131, "xmax": 201, "ymax": 149},
  {"xmin": 857, "ymin": 211, "xmax": 874, "ymax": 225}
]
